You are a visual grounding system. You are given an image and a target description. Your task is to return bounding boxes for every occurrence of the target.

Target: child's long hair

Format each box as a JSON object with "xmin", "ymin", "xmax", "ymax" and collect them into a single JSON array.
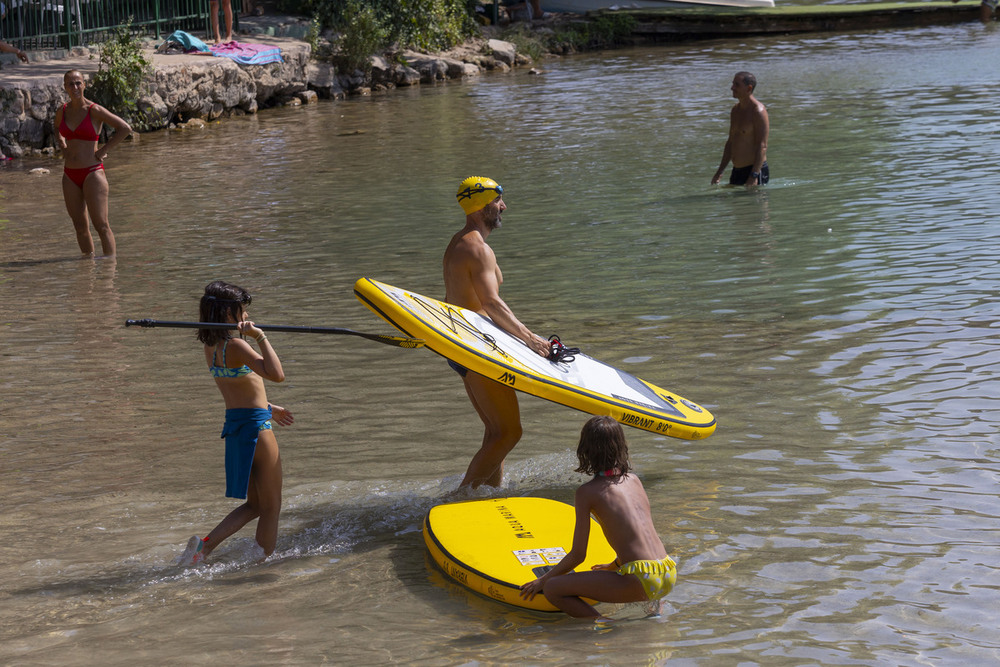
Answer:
[
  {"xmin": 575, "ymin": 415, "xmax": 632, "ymax": 477},
  {"xmin": 197, "ymin": 280, "xmax": 252, "ymax": 346}
]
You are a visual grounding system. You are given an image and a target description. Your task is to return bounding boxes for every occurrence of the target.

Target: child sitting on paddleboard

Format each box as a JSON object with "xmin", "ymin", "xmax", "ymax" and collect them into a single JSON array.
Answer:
[
  {"xmin": 177, "ymin": 280, "xmax": 294, "ymax": 565},
  {"xmin": 519, "ymin": 415, "xmax": 676, "ymax": 621}
]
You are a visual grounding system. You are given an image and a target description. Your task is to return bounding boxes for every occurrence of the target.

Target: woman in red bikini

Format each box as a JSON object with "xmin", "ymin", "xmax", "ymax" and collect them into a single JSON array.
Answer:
[{"xmin": 54, "ymin": 70, "xmax": 132, "ymax": 257}]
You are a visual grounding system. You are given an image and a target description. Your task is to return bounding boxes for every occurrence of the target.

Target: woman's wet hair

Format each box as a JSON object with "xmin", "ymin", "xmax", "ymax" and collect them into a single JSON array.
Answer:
[
  {"xmin": 575, "ymin": 415, "xmax": 632, "ymax": 477},
  {"xmin": 197, "ymin": 280, "xmax": 252, "ymax": 346}
]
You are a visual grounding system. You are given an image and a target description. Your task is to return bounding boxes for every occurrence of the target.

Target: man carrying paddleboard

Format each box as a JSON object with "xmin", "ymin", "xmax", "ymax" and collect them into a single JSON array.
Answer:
[{"xmin": 444, "ymin": 176, "xmax": 550, "ymax": 488}]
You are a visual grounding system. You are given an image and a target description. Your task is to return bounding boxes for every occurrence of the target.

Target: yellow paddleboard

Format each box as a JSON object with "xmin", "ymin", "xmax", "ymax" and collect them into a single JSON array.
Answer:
[
  {"xmin": 423, "ymin": 497, "xmax": 616, "ymax": 612},
  {"xmin": 354, "ymin": 278, "xmax": 716, "ymax": 440}
]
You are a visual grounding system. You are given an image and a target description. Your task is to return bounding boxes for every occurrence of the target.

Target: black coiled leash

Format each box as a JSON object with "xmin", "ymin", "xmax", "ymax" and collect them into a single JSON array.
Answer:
[{"xmin": 547, "ymin": 335, "xmax": 580, "ymax": 363}]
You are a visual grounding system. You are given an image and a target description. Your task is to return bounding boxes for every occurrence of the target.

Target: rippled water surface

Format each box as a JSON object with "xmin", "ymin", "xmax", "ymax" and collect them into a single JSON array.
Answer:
[{"xmin": 3, "ymin": 18, "xmax": 1000, "ymax": 666}]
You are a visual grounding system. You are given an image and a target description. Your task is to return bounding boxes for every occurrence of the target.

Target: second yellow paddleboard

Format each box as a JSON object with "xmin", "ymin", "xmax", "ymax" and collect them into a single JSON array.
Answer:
[{"xmin": 423, "ymin": 497, "xmax": 616, "ymax": 612}]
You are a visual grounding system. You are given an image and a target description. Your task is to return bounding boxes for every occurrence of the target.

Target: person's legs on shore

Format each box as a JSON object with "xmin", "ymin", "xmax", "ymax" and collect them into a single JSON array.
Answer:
[
  {"xmin": 209, "ymin": 0, "xmax": 233, "ymax": 43},
  {"xmin": 221, "ymin": 0, "xmax": 233, "ymax": 42},
  {"xmin": 209, "ymin": 0, "xmax": 222, "ymax": 42}
]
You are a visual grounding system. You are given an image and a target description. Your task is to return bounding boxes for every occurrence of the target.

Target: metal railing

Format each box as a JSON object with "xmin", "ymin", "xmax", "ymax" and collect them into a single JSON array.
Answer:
[{"xmin": 1, "ymin": 0, "xmax": 239, "ymax": 51}]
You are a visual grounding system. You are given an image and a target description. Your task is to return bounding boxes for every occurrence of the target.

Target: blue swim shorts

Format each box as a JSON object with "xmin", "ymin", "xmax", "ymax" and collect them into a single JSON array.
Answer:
[{"xmin": 220, "ymin": 407, "xmax": 272, "ymax": 499}]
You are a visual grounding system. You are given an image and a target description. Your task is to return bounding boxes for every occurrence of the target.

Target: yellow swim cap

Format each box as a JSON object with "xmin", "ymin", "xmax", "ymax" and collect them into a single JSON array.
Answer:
[{"xmin": 456, "ymin": 176, "xmax": 504, "ymax": 215}]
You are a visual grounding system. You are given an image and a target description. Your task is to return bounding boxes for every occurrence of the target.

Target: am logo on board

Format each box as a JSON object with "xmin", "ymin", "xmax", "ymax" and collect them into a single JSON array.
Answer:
[
  {"xmin": 496, "ymin": 504, "xmax": 533, "ymax": 538},
  {"xmin": 450, "ymin": 565, "xmax": 468, "ymax": 584}
]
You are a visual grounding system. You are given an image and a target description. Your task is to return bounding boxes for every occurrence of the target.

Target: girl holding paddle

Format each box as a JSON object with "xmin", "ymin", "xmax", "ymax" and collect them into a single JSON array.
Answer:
[{"xmin": 178, "ymin": 280, "xmax": 294, "ymax": 565}]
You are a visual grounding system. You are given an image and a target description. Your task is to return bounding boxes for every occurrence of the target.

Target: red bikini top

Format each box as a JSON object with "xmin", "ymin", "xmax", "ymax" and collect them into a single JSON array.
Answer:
[{"xmin": 59, "ymin": 104, "xmax": 99, "ymax": 141}]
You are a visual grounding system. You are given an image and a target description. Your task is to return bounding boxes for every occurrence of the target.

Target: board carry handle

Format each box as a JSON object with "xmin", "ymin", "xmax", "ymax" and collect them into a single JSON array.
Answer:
[{"xmin": 124, "ymin": 319, "xmax": 425, "ymax": 348}]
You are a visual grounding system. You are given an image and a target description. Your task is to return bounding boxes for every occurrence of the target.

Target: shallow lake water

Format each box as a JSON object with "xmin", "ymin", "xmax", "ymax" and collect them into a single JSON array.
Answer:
[{"xmin": 2, "ymin": 16, "xmax": 1000, "ymax": 666}]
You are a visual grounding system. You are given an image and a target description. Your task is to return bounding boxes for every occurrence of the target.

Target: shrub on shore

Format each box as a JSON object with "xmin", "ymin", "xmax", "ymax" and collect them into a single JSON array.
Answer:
[
  {"xmin": 279, "ymin": 0, "xmax": 635, "ymax": 74},
  {"xmin": 88, "ymin": 19, "xmax": 154, "ymax": 131},
  {"xmin": 282, "ymin": 0, "xmax": 476, "ymax": 72}
]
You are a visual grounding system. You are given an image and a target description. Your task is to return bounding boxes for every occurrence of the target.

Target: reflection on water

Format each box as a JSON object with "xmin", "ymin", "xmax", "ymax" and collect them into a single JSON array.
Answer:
[{"xmin": 3, "ymin": 19, "xmax": 1000, "ymax": 665}]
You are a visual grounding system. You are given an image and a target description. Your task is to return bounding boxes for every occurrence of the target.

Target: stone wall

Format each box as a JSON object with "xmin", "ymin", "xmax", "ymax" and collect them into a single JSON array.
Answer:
[{"xmin": 0, "ymin": 37, "xmax": 522, "ymax": 158}]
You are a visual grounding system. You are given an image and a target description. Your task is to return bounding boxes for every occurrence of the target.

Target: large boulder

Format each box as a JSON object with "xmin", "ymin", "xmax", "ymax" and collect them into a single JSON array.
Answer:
[
  {"xmin": 400, "ymin": 50, "xmax": 483, "ymax": 83},
  {"xmin": 486, "ymin": 39, "xmax": 517, "ymax": 66}
]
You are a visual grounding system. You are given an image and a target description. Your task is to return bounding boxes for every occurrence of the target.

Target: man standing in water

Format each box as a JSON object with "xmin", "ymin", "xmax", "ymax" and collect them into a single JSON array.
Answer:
[
  {"xmin": 443, "ymin": 176, "xmax": 550, "ymax": 488},
  {"xmin": 711, "ymin": 71, "xmax": 770, "ymax": 187}
]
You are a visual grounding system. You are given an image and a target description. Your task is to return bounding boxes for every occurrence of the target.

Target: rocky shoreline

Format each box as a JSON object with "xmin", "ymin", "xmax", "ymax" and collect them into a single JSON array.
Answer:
[{"xmin": 0, "ymin": 27, "xmax": 529, "ymax": 158}]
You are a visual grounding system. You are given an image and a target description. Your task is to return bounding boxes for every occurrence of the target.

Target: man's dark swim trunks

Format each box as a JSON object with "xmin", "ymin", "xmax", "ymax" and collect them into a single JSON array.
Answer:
[
  {"xmin": 448, "ymin": 359, "xmax": 468, "ymax": 377},
  {"xmin": 729, "ymin": 162, "xmax": 770, "ymax": 185}
]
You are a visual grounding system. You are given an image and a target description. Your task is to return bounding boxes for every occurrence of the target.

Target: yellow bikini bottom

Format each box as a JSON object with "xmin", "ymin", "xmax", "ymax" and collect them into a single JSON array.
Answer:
[{"xmin": 617, "ymin": 556, "xmax": 677, "ymax": 600}]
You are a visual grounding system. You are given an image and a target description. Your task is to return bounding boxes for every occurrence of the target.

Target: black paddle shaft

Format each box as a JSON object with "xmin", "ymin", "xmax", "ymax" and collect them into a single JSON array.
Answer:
[{"xmin": 124, "ymin": 319, "xmax": 424, "ymax": 348}]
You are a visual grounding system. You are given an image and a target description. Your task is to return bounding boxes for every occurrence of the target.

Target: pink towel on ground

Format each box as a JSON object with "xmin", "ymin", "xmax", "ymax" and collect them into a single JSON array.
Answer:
[{"xmin": 209, "ymin": 41, "xmax": 283, "ymax": 65}]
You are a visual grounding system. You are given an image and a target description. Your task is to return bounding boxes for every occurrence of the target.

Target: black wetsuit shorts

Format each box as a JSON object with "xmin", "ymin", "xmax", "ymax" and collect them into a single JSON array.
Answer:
[{"xmin": 729, "ymin": 162, "xmax": 770, "ymax": 185}]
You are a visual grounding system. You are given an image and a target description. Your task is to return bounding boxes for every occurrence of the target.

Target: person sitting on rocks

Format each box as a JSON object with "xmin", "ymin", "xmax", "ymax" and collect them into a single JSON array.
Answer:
[
  {"xmin": 0, "ymin": 39, "xmax": 29, "ymax": 63},
  {"xmin": 501, "ymin": 0, "xmax": 547, "ymax": 22},
  {"xmin": 241, "ymin": 0, "xmax": 263, "ymax": 17},
  {"xmin": 952, "ymin": 0, "xmax": 996, "ymax": 22}
]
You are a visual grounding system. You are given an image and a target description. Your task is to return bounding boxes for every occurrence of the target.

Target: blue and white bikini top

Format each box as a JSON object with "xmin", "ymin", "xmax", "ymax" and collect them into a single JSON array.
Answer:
[{"xmin": 210, "ymin": 339, "xmax": 253, "ymax": 378}]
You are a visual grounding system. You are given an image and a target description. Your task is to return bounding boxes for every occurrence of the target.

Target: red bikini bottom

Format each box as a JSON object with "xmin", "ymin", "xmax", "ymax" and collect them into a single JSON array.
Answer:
[{"xmin": 64, "ymin": 163, "xmax": 104, "ymax": 188}]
